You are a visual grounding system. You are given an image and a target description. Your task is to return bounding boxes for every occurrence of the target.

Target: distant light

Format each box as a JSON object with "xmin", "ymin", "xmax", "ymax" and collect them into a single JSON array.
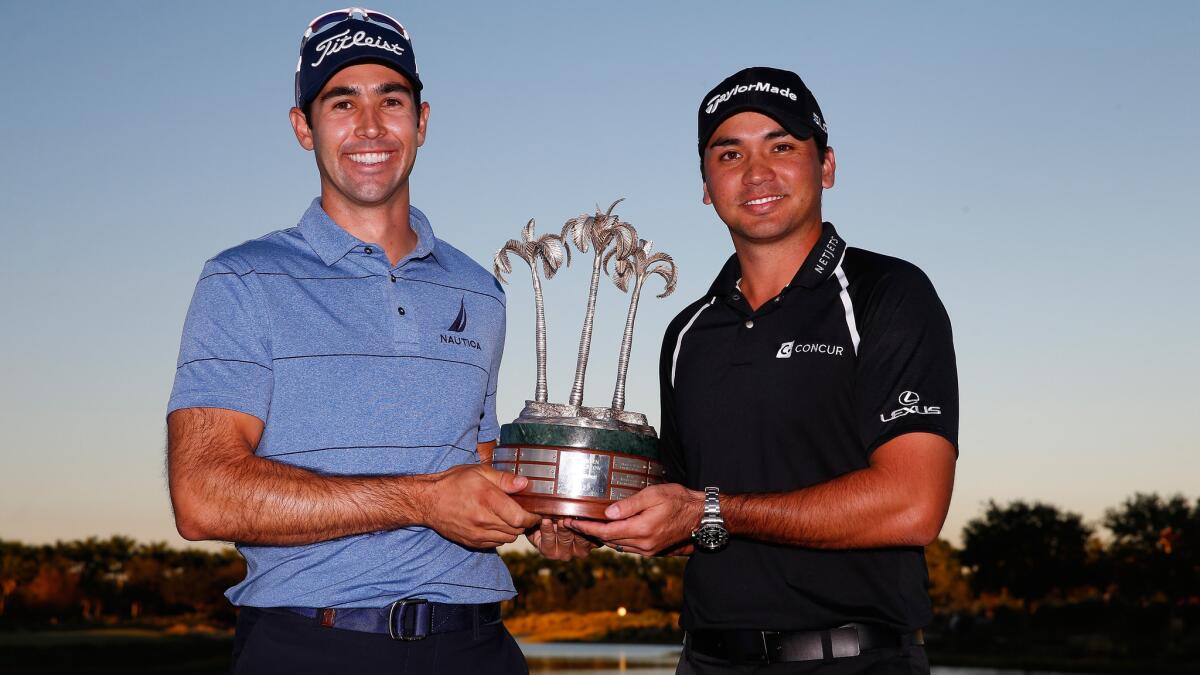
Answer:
[{"xmin": 617, "ymin": 607, "xmax": 627, "ymax": 617}]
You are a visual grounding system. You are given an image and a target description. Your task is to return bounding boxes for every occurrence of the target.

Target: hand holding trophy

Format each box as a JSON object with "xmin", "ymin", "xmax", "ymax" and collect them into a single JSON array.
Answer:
[{"xmin": 492, "ymin": 200, "xmax": 678, "ymax": 519}]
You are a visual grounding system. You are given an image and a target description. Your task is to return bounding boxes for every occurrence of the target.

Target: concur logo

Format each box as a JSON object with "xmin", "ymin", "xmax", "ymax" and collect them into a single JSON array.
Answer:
[
  {"xmin": 880, "ymin": 391, "xmax": 941, "ymax": 422},
  {"xmin": 776, "ymin": 340, "xmax": 845, "ymax": 358}
]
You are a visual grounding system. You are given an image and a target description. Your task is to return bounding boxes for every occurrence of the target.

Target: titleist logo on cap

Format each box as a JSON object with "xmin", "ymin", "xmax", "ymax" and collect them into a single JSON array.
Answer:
[
  {"xmin": 310, "ymin": 28, "xmax": 407, "ymax": 68},
  {"xmin": 705, "ymin": 81, "xmax": 797, "ymax": 115}
]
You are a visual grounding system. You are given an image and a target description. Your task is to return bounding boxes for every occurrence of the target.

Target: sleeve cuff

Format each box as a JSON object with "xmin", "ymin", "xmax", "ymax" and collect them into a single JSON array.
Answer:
[{"xmin": 167, "ymin": 394, "xmax": 269, "ymax": 424}]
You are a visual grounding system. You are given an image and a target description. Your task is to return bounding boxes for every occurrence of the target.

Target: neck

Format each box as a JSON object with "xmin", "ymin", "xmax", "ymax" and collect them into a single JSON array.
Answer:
[
  {"xmin": 731, "ymin": 219, "xmax": 823, "ymax": 310},
  {"xmin": 320, "ymin": 187, "xmax": 417, "ymax": 266}
]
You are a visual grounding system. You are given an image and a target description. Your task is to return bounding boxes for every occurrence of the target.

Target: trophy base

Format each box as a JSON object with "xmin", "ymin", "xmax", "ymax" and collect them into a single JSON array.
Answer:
[{"xmin": 495, "ymin": 421, "xmax": 663, "ymax": 519}]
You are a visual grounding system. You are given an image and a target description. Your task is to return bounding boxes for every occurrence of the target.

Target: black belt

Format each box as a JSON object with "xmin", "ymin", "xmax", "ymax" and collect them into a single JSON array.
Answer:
[
  {"xmin": 687, "ymin": 623, "xmax": 924, "ymax": 663},
  {"xmin": 278, "ymin": 599, "xmax": 502, "ymax": 640}
]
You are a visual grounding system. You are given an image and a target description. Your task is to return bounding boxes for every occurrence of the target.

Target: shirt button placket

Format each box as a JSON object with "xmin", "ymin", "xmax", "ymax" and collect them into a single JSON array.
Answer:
[{"xmin": 389, "ymin": 269, "xmax": 417, "ymax": 346}]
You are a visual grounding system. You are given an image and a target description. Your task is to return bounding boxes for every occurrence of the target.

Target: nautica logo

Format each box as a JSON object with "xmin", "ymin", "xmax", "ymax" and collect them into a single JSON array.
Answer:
[
  {"xmin": 447, "ymin": 298, "xmax": 468, "ymax": 332},
  {"xmin": 311, "ymin": 28, "xmax": 407, "ymax": 68},
  {"xmin": 440, "ymin": 298, "xmax": 480, "ymax": 349},
  {"xmin": 880, "ymin": 391, "xmax": 941, "ymax": 422}
]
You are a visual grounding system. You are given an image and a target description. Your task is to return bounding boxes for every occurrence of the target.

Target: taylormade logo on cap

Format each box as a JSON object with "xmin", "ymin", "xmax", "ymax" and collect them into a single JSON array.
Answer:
[
  {"xmin": 705, "ymin": 81, "xmax": 797, "ymax": 115},
  {"xmin": 310, "ymin": 28, "xmax": 408, "ymax": 68}
]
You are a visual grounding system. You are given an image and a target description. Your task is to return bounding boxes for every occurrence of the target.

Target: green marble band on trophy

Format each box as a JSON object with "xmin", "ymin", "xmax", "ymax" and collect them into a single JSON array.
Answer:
[{"xmin": 492, "ymin": 201, "xmax": 677, "ymax": 519}]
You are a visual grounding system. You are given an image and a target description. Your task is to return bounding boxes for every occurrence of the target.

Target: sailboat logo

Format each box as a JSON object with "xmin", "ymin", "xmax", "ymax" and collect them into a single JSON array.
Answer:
[{"xmin": 447, "ymin": 297, "xmax": 468, "ymax": 332}]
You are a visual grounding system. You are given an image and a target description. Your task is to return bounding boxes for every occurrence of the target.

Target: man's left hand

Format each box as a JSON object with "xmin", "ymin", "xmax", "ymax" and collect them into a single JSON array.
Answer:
[
  {"xmin": 527, "ymin": 518, "xmax": 598, "ymax": 560},
  {"xmin": 564, "ymin": 484, "xmax": 703, "ymax": 556}
]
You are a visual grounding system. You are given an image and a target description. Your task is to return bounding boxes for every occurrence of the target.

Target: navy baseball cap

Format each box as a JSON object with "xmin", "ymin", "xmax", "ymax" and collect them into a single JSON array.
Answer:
[
  {"xmin": 295, "ymin": 7, "xmax": 422, "ymax": 111},
  {"xmin": 697, "ymin": 67, "xmax": 828, "ymax": 158}
]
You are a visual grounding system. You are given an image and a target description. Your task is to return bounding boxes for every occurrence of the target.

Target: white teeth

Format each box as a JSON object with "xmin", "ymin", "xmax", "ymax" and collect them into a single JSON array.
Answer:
[
  {"xmin": 745, "ymin": 195, "xmax": 784, "ymax": 206},
  {"xmin": 348, "ymin": 152, "xmax": 392, "ymax": 165}
]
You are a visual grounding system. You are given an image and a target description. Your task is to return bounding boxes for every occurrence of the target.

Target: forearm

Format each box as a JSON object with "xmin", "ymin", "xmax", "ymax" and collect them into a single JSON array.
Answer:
[
  {"xmin": 172, "ymin": 452, "xmax": 429, "ymax": 546},
  {"xmin": 724, "ymin": 465, "xmax": 938, "ymax": 549},
  {"xmin": 722, "ymin": 433, "xmax": 956, "ymax": 548},
  {"xmin": 168, "ymin": 408, "xmax": 430, "ymax": 545}
]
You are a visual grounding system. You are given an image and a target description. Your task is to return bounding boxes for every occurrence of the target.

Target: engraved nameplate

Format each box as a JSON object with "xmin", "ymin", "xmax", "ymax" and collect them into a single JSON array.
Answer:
[
  {"xmin": 613, "ymin": 456, "xmax": 649, "ymax": 473},
  {"xmin": 520, "ymin": 447, "xmax": 559, "ymax": 463},
  {"xmin": 555, "ymin": 451, "xmax": 611, "ymax": 498},
  {"xmin": 519, "ymin": 463, "xmax": 557, "ymax": 479}
]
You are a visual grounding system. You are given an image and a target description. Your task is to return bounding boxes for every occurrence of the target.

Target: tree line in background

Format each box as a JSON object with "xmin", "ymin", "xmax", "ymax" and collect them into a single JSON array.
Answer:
[{"xmin": 1, "ymin": 493, "xmax": 1197, "ymax": 628}]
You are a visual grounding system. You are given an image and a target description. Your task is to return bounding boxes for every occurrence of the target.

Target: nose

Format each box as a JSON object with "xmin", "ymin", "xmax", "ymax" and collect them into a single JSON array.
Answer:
[
  {"xmin": 356, "ymin": 105, "xmax": 384, "ymax": 139},
  {"xmin": 742, "ymin": 152, "xmax": 774, "ymax": 186}
]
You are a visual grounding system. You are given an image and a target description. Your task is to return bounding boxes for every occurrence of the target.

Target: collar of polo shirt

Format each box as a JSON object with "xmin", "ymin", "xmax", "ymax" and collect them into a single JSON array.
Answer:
[
  {"xmin": 709, "ymin": 222, "xmax": 846, "ymax": 298},
  {"xmin": 297, "ymin": 198, "xmax": 446, "ymax": 270}
]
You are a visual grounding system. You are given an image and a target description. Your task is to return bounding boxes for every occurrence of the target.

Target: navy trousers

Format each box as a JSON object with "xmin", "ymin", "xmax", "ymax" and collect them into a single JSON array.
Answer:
[{"xmin": 231, "ymin": 607, "xmax": 529, "ymax": 675}]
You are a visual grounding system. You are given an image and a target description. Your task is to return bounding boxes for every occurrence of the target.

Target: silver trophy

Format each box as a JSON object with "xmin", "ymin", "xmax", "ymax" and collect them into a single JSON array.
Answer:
[{"xmin": 492, "ymin": 200, "xmax": 678, "ymax": 519}]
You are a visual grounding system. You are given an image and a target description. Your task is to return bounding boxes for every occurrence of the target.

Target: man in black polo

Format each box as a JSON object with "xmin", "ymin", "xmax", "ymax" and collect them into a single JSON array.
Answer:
[{"xmin": 567, "ymin": 67, "xmax": 958, "ymax": 673}]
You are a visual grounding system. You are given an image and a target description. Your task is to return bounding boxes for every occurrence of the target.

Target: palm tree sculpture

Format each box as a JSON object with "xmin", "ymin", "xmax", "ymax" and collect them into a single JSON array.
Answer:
[
  {"xmin": 604, "ymin": 238, "xmax": 678, "ymax": 411},
  {"xmin": 561, "ymin": 199, "xmax": 638, "ymax": 407},
  {"xmin": 494, "ymin": 219, "xmax": 570, "ymax": 403}
]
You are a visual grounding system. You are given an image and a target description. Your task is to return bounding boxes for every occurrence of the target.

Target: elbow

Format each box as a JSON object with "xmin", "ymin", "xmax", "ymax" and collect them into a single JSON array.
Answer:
[
  {"xmin": 174, "ymin": 515, "xmax": 210, "ymax": 542},
  {"xmin": 173, "ymin": 504, "xmax": 218, "ymax": 541},
  {"xmin": 897, "ymin": 504, "xmax": 947, "ymax": 547},
  {"xmin": 170, "ymin": 486, "xmax": 221, "ymax": 542},
  {"xmin": 910, "ymin": 520, "xmax": 943, "ymax": 548}
]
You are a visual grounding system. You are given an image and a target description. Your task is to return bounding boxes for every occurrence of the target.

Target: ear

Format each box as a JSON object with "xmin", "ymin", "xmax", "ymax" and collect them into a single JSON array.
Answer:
[
  {"xmin": 416, "ymin": 101, "xmax": 430, "ymax": 148},
  {"xmin": 821, "ymin": 145, "xmax": 836, "ymax": 189},
  {"xmin": 289, "ymin": 107, "xmax": 314, "ymax": 151},
  {"xmin": 702, "ymin": 180, "xmax": 712, "ymax": 205}
]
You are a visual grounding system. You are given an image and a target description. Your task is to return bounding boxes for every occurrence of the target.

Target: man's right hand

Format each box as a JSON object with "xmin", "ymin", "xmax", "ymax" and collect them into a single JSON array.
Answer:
[{"xmin": 419, "ymin": 465, "xmax": 541, "ymax": 549}]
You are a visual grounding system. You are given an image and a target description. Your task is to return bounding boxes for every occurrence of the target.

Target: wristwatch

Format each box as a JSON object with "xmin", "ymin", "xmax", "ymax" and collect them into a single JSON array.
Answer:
[{"xmin": 691, "ymin": 487, "xmax": 728, "ymax": 551}]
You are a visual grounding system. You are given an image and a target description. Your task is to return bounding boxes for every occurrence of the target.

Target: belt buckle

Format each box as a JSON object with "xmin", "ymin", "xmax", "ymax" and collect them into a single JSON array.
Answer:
[{"xmin": 388, "ymin": 598, "xmax": 431, "ymax": 641}]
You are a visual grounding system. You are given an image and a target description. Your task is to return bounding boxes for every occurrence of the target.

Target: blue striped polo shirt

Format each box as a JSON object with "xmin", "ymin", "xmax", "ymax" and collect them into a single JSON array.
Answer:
[{"xmin": 168, "ymin": 198, "xmax": 512, "ymax": 608}]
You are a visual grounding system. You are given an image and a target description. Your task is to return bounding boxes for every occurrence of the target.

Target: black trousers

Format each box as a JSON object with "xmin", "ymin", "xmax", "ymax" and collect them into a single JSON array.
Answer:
[
  {"xmin": 676, "ymin": 643, "xmax": 929, "ymax": 675},
  {"xmin": 231, "ymin": 607, "xmax": 528, "ymax": 675}
]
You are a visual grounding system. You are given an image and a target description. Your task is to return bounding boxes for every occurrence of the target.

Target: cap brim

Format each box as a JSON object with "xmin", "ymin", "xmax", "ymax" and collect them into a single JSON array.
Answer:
[
  {"xmin": 321, "ymin": 53, "xmax": 423, "ymax": 91},
  {"xmin": 701, "ymin": 102, "xmax": 817, "ymax": 154}
]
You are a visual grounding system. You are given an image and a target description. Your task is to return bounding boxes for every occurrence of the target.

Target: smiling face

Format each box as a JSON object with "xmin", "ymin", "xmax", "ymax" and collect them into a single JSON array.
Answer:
[
  {"xmin": 289, "ymin": 62, "xmax": 429, "ymax": 212},
  {"xmin": 702, "ymin": 111, "xmax": 835, "ymax": 248}
]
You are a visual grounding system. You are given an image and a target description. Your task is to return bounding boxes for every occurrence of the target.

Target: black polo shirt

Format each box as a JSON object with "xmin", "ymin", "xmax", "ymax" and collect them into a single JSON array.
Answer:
[{"xmin": 658, "ymin": 222, "xmax": 958, "ymax": 633}]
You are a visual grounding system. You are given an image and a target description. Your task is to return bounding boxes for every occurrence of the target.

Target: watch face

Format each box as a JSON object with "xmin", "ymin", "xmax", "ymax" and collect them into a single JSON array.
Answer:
[{"xmin": 694, "ymin": 525, "xmax": 728, "ymax": 550}]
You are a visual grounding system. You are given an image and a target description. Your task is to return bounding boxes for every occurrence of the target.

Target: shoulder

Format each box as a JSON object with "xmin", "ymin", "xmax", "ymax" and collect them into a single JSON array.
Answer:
[
  {"xmin": 840, "ymin": 247, "xmax": 940, "ymax": 303},
  {"xmin": 432, "ymin": 238, "xmax": 507, "ymax": 306},
  {"xmin": 203, "ymin": 228, "xmax": 307, "ymax": 277},
  {"xmin": 840, "ymin": 247, "xmax": 952, "ymax": 337}
]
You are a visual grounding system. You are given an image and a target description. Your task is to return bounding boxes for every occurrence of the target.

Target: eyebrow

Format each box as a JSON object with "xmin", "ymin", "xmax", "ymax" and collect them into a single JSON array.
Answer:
[
  {"xmin": 319, "ymin": 85, "xmax": 360, "ymax": 103},
  {"xmin": 377, "ymin": 82, "xmax": 412, "ymax": 96},
  {"xmin": 708, "ymin": 127, "xmax": 793, "ymax": 149},
  {"xmin": 318, "ymin": 82, "xmax": 412, "ymax": 103}
]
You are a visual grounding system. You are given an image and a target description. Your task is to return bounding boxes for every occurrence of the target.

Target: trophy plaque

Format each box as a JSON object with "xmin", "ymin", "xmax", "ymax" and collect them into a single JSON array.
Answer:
[{"xmin": 492, "ymin": 200, "xmax": 677, "ymax": 519}]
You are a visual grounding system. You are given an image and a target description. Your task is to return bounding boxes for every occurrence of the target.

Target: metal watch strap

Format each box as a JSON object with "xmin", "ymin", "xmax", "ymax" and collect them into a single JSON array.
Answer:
[
  {"xmin": 692, "ymin": 486, "xmax": 728, "ymax": 551},
  {"xmin": 701, "ymin": 486, "xmax": 721, "ymax": 522}
]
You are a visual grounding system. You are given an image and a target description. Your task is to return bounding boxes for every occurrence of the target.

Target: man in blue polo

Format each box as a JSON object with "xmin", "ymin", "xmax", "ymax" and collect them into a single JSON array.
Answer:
[{"xmin": 166, "ymin": 8, "xmax": 583, "ymax": 673}]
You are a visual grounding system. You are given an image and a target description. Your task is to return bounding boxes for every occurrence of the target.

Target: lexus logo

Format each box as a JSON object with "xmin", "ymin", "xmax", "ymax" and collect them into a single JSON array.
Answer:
[{"xmin": 881, "ymin": 390, "xmax": 940, "ymax": 423}]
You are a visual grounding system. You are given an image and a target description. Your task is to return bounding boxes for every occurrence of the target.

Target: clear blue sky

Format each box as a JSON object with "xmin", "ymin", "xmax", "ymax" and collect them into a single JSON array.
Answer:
[{"xmin": 1, "ymin": 1, "xmax": 1197, "ymax": 549}]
